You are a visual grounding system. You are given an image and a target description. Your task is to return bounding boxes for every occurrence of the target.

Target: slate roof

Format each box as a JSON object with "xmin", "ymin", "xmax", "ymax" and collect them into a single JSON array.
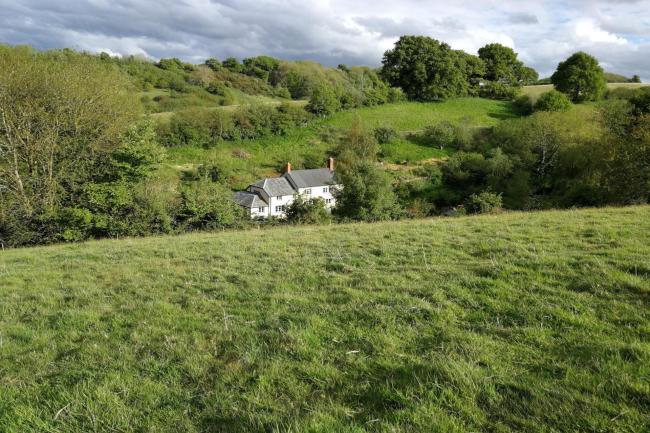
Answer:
[
  {"xmin": 284, "ymin": 168, "xmax": 337, "ymax": 189},
  {"xmin": 234, "ymin": 191, "xmax": 268, "ymax": 208},
  {"xmin": 251, "ymin": 177, "xmax": 296, "ymax": 197}
]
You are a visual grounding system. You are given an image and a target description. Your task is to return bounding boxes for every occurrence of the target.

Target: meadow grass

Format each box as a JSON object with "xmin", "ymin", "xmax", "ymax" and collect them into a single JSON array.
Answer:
[
  {"xmin": 522, "ymin": 83, "xmax": 650, "ymax": 99},
  {"xmin": 1, "ymin": 206, "xmax": 649, "ymax": 432},
  {"xmin": 163, "ymin": 98, "xmax": 515, "ymax": 188}
]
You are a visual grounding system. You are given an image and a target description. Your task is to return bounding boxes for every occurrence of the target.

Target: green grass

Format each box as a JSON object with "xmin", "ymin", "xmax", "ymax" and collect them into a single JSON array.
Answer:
[
  {"xmin": 327, "ymin": 98, "xmax": 516, "ymax": 132},
  {"xmin": 523, "ymin": 83, "xmax": 650, "ymax": 100},
  {"xmin": 162, "ymin": 98, "xmax": 516, "ymax": 188},
  {"xmin": 1, "ymin": 206, "xmax": 649, "ymax": 432}
]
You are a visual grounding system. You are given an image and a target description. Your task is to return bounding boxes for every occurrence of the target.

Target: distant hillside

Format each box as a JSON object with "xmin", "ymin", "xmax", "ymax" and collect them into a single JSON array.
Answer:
[
  {"xmin": 1, "ymin": 205, "xmax": 649, "ymax": 432},
  {"xmin": 538, "ymin": 72, "xmax": 642, "ymax": 85}
]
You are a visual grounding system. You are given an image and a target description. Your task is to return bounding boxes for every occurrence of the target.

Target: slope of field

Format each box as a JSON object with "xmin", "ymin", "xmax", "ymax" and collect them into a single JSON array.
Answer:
[
  {"xmin": 523, "ymin": 82, "xmax": 649, "ymax": 99},
  {"xmin": 165, "ymin": 98, "xmax": 516, "ymax": 188},
  {"xmin": 1, "ymin": 206, "xmax": 649, "ymax": 432}
]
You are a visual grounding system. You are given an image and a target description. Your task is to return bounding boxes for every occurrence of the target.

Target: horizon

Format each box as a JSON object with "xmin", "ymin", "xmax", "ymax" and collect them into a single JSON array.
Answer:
[{"xmin": 1, "ymin": 0, "xmax": 650, "ymax": 81}]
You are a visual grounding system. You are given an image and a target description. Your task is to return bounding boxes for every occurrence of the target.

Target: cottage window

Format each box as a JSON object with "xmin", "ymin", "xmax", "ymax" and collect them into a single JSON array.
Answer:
[
  {"xmin": 323, "ymin": 187, "xmax": 329, "ymax": 193},
  {"xmin": 325, "ymin": 199, "xmax": 332, "ymax": 204},
  {"xmin": 276, "ymin": 196, "xmax": 282, "ymax": 200},
  {"xmin": 258, "ymin": 207, "xmax": 265, "ymax": 212},
  {"xmin": 275, "ymin": 205, "xmax": 285, "ymax": 212},
  {"xmin": 304, "ymin": 189, "xmax": 312, "ymax": 195}
]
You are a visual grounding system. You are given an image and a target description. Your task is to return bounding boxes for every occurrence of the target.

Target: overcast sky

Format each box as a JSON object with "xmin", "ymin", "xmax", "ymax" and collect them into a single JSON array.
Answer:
[{"xmin": 1, "ymin": 0, "xmax": 650, "ymax": 80}]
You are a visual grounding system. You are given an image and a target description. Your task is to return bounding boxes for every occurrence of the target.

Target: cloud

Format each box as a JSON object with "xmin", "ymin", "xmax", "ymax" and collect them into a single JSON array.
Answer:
[{"xmin": 0, "ymin": 0, "xmax": 649, "ymax": 81}]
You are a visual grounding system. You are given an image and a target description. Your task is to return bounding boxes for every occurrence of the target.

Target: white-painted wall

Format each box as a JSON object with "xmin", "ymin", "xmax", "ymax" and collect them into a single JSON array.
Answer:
[{"xmin": 268, "ymin": 194, "xmax": 295, "ymax": 218}]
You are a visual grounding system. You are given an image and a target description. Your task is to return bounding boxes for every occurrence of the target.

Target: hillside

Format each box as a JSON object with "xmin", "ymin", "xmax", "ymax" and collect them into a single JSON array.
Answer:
[
  {"xmin": 1, "ymin": 206, "xmax": 649, "ymax": 432},
  {"xmin": 164, "ymin": 98, "xmax": 517, "ymax": 189}
]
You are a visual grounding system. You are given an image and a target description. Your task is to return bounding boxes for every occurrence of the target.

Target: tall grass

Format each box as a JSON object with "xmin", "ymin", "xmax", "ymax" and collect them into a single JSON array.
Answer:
[{"xmin": 1, "ymin": 206, "xmax": 649, "ymax": 432}]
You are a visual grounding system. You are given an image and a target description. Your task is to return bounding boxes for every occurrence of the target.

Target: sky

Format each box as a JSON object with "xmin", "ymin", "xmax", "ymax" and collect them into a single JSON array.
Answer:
[{"xmin": 1, "ymin": 0, "xmax": 650, "ymax": 80}]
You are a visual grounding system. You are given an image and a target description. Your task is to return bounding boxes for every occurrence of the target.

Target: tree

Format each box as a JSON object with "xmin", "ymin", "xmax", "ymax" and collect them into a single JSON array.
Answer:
[
  {"xmin": 631, "ymin": 75, "xmax": 642, "ymax": 83},
  {"xmin": 534, "ymin": 90, "xmax": 572, "ymax": 112},
  {"xmin": 381, "ymin": 36, "xmax": 468, "ymax": 101},
  {"xmin": 306, "ymin": 84, "xmax": 340, "ymax": 116},
  {"xmin": 334, "ymin": 160, "xmax": 402, "ymax": 221},
  {"xmin": 284, "ymin": 195, "xmax": 331, "ymax": 224},
  {"xmin": 517, "ymin": 66, "xmax": 539, "ymax": 85},
  {"xmin": 478, "ymin": 43, "xmax": 524, "ymax": 85},
  {"xmin": 551, "ymin": 52, "xmax": 607, "ymax": 102},
  {"xmin": 0, "ymin": 48, "xmax": 139, "ymax": 221}
]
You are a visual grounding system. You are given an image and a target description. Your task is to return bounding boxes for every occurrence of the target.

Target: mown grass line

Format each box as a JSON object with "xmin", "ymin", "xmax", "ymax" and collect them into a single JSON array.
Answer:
[{"xmin": 1, "ymin": 206, "xmax": 649, "ymax": 432}]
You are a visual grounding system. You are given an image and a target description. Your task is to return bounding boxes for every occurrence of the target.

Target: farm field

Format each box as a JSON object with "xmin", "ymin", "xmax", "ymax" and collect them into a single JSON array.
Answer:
[{"xmin": 1, "ymin": 206, "xmax": 649, "ymax": 432}]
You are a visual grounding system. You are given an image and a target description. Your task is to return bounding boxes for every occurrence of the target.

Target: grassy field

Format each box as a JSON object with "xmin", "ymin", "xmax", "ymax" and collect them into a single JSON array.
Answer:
[
  {"xmin": 523, "ymin": 82, "xmax": 650, "ymax": 99},
  {"xmin": 163, "ymin": 98, "xmax": 516, "ymax": 188},
  {"xmin": 1, "ymin": 206, "xmax": 649, "ymax": 432}
]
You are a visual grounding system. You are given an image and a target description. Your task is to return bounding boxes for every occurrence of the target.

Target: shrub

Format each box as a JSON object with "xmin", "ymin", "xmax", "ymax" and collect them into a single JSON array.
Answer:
[
  {"xmin": 424, "ymin": 121, "xmax": 456, "ymax": 149},
  {"xmin": 374, "ymin": 126, "xmax": 398, "ymax": 144},
  {"xmin": 513, "ymin": 95, "xmax": 534, "ymax": 115},
  {"xmin": 178, "ymin": 182, "xmax": 247, "ymax": 230},
  {"xmin": 534, "ymin": 90, "xmax": 572, "ymax": 112},
  {"xmin": 306, "ymin": 84, "xmax": 340, "ymax": 116},
  {"xmin": 465, "ymin": 191, "xmax": 503, "ymax": 214},
  {"xmin": 285, "ymin": 196, "xmax": 331, "ymax": 224}
]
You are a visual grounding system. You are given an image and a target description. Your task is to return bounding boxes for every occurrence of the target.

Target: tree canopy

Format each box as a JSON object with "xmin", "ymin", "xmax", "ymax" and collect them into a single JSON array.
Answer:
[{"xmin": 551, "ymin": 52, "xmax": 607, "ymax": 102}]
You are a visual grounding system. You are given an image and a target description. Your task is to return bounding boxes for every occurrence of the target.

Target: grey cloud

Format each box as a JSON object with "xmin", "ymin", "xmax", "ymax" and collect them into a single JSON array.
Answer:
[
  {"xmin": 0, "ymin": 0, "xmax": 649, "ymax": 80},
  {"xmin": 508, "ymin": 13, "xmax": 539, "ymax": 24}
]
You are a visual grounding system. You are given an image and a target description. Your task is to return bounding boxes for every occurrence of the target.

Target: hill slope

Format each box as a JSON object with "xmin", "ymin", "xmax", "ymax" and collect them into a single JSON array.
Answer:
[{"xmin": 1, "ymin": 207, "xmax": 649, "ymax": 432}]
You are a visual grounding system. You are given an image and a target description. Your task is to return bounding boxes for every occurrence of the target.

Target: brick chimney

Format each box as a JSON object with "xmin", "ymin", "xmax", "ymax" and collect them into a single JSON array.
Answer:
[
  {"xmin": 284, "ymin": 162, "xmax": 292, "ymax": 173},
  {"xmin": 327, "ymin": 157, "xmax": 335, "ymax": 171}
]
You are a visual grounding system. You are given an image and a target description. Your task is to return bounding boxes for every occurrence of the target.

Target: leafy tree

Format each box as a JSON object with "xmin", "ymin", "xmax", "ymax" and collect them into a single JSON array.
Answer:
[
  {"xmin": 478, "ymin": 43, "xmax": 524, "ymax": 85},
  {"xmin": 374, "ymin": 127, "xmax": 398, "ymax": 144},
  {"xmin": 334, "ymin": 160, "xmax": 402, "ymax": 221},
  {"xmin": 381, "ymin": 36, "xmax": 468, "ymax": 101},
  {"xmin": 551, "ymin": 52, "xmax": 607, "ymax": 102},
  {"xmin": 243, "ymin": 56, "xmax": 280, "ymax": 81},
  {"xmin": 534, "ymin": 90, "xmax": 572, "ymax": 112},
  {"xmin": 631, "ymin": 74, "xmax": 642, "ymax": 83},
  {"xmin": 306, "ymin": 84, "xmax": 340, "ymax": 116},
  {"xmin": 517, "ymin": 66, "xmax": 539, "ymax": 85},
  {"xmin": 0, "ymin": 48, "xmax": 139, "ymax": 238},
  {"xmin": 336, "ymin": 117, "xmax": 379, "ymax": 163},
  {"xmin": 222, "ymin": 57, "xmax": 243, "ymax": 73},
  {"xmin": 285, "ymin": 195, "xmax": 331, "ymax": 224}
]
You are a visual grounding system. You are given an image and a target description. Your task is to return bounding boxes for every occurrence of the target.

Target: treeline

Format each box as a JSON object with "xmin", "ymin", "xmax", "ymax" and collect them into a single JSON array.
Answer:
[{"xmin": 381, "ymin": 36, "xmax": 538, "ymax": 101}]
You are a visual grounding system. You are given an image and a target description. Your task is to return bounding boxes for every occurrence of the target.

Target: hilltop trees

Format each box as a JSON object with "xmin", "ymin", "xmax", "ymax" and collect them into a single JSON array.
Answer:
[
  {"xmin": 551, "ymin": 52, "xmax": 607, "ymax": 102},
  {"xmin": 381, "ymin": 36, "xmax": 469, "ymax": 101},
  {"xmin": 382, "ymin": 37, "xmax": 537, "ymax": 101}
]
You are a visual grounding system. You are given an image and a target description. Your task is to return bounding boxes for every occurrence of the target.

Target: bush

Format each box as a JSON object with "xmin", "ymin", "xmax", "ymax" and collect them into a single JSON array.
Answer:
[
  {"xmin": 513, "ymin": 95, "xmax": 534, "ymax": 115},
  {"xmin": 534, "ymin": 90, "xmax": 572, "ymax": 112},
  {"xmin": 424, "ymin": 121, "xmax": 457, "ymax": 149},
  {"xmin": 374, "ymin": 126, "xmax": 398, "ymax": 144},
  {"xmin": 285, "ymin": 196, "xmax": 331, "ymax": 224},
  {"xmin": 306, "ymin": 84, "xmax": 340, "ymax": 116},
  {"xmin": 465, "ymin": 191, "xmax": 503, "ymax": 214},
  {"xmin": 178, "ymin": 182, "xmax": 247, "ymax": 230}
]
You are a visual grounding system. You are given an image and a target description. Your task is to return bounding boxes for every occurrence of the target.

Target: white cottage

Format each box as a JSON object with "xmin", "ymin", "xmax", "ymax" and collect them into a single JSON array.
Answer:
[{"xmin": 234, "ymin": 157, "xmax": 340, "ymax": 219}]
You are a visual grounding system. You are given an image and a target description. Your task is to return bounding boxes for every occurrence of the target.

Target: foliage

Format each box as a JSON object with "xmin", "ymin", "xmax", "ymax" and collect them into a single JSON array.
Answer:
[
  {"xmin": 464, "ymin": 190, "xmax": 503, "ymax": 214},
  {"xmin": 284, "ymin": 195, "xmax": 331, "ymax": 224},
  {"xmin": 513, "ymin": 94, "xmax": 534, "ymax": 115},
  {"xmin": 381, "ymin": 35, "xmax": 469, "ymax": 101},
  {"xmin": 534, "ymin": 90, "xmax": 572, "ymax": 112},
  {"xmin": 373, "ymin": 126, "xmax": 398, "ymax": 144},
  {"xmin": 551, "ymin": 52, "xmax": 607, "ymax": 102},
  {"xmin": 306, "ymin": 84, "xmax": 341, "ymax": 116},
  {"xmin": 478, "ymin": 43, "xmax": 524, "ymax": 85},
  {"xmin": 177, "ymin": 181, "xmax": 247, "ymax": 230},
  {"xmin": 478, "ymin": 81, "xmax": 520, "ymax": 100}
]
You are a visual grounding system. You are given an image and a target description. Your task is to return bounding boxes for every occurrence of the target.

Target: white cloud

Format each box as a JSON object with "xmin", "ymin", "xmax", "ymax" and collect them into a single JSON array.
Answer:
[{"xmin": 574, "ymin": 19, "xmax": 628, "ymax": 45}]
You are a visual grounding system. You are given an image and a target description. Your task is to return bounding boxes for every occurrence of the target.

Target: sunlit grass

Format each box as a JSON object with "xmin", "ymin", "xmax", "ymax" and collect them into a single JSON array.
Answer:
[{"xmin": 1, "ymin": 206, "xmax": 649, "ymax": 432}]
